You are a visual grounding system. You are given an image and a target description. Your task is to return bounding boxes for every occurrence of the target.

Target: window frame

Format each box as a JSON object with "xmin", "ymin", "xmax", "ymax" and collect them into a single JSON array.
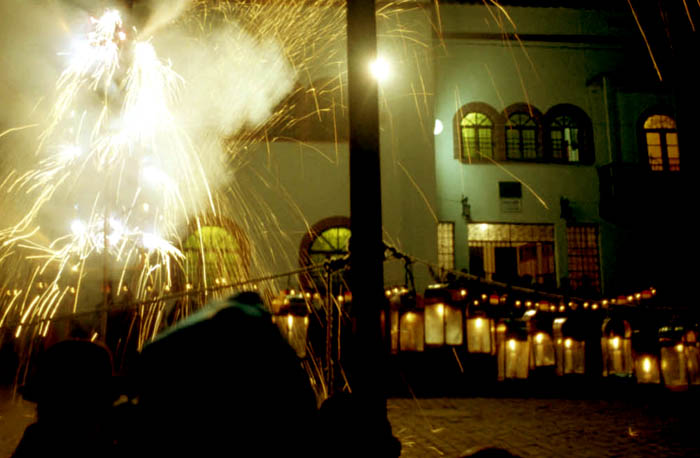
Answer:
[
  {"xmin": 453, "ymin": 102, "xmax": 504, "ymax": 163},
  {"xmin": 467, "ymin": 223, "xmax": 556, "ymax": 287},
  {"xmin": 454, "ymin": 103, "xmax": 594, "ymax": 165},
  {"xmin": 298, "ymin": 216, "xmax": 351, "ymax": 293},
  {"xmin": 566, "ymin": 223, "xmax": 601, "ymax": 294},
  {"xmin": 543, "ymin": 104, "xmax": 594, "ymax": 165},
  {"xmin": 437, "ymin": 221, "xmax": 455, "ymax": 271},
  {"xmin": 639, "ymin": 112, "xmax": 680, "ymax": 172},
  {"xmin": 503, "ymin": 103, "xmax": 544, "ymax": 161}
]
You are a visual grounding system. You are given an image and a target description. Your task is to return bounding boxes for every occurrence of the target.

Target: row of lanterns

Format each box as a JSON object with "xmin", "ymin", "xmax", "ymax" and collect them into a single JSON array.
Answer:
[
  {"xmin": 602, "ymin": 319, "xmax": 700, "ymax": 389},
  {"xmin": 266, "ymin": 283, "xmax": 699, "ymax": 391},
  {"xmin": 384, "ymin": 284, "xmax": 700, "ymax": 390}
]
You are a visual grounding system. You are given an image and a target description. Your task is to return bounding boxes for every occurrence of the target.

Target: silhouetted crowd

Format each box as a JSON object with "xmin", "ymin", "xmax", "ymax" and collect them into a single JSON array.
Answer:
[{"xmin": 11, "ymin": 291, "xmax": 518, "ymax": 457}]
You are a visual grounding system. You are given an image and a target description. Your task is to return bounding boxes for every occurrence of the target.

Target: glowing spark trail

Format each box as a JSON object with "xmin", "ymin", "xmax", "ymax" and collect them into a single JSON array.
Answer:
[{"xmin": 0, "ymin": 1, "xmax": 347, "ymax": 353}]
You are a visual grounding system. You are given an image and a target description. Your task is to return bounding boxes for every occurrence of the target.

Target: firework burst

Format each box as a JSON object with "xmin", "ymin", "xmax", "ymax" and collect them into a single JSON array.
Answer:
[{"xmin": 0, "ymin": 0, "xmax": 360, "ymax": 358}]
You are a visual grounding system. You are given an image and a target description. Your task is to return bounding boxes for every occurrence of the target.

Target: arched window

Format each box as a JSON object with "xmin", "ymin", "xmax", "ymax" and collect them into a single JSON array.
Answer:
[
  {"xmin": 183, "ymin": 224, "xmax": 249, "ymax": 288},
  {"xmin": 461, "ymin": 112, "xmax": 494, "ymax": 160},
  {"xmin": 506, "ymin": 112, "xmax": 539, "ymax": 160},
  {"xmin": 299, "ymin": 216, "xmax": 351, "ymax": 293},
  {"xmin": 549, "ymin": 115, "xmax": 580, "ymax": 162},
  {"xmin": 643, "ymin": 114, "xmax": 680, "ymax": 172},
  {"xmin": 545, "ymin": 105, "xmax": 593, "ymax": 164}
]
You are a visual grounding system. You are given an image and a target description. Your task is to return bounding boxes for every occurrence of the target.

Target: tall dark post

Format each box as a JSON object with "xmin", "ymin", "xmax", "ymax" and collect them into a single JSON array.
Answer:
[{"xmin": 346, "ymin": 0, "xmax": 387, "ymax": 409}]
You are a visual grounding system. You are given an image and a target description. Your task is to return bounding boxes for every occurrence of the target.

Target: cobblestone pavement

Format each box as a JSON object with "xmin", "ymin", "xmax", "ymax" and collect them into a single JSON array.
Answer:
[
  {"xmin": 386, "ymin": 395, "xmax": 700, "ymax": 458},
  {"xmin": 3, "ymin": 390, "xmax": 700, "ymax": 457}
]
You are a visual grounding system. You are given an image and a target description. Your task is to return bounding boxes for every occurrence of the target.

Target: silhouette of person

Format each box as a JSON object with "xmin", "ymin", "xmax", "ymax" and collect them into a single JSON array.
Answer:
[
  {"xmin": 134, "ymin": 291, "xmax": 319, "ymax": 456},
  {"xmin": 12, "ymin": 339, "xmax": 118, "ymax": 458}
]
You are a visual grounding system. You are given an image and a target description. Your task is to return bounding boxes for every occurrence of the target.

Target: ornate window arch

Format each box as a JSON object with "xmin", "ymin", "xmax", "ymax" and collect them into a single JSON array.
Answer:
[
  {"xmin": 503, "ymin": 103, "xmax": 544, "ymax": 160},
  {"xmin": 298, "ymin": 216, "xmax": 351, "ymax": 293},
  {"xmin": 453, "ymin": 102, "xmax": 504, "ymax": 162},
  {"xmin": 544, "ymin": 104, "xmax": 594, "ymax": 164},
  {"xmin": 639, "ymin": 111, "xmax": 680, "ymax": 172}
]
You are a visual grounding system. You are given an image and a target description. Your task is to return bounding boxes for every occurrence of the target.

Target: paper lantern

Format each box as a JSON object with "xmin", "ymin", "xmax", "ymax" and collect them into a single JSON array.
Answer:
[
  {"xmin": 466, "ymin": 315, "xmax": 495, "ymax": 354},
  {"xmin": 424, "ymin": 284, "xmax": 463, "ymax": 347},
  {"xmin": 497, "ymin": 320, "xmax": 529, "ymax": 380},
  {"xmin": 659, "ymin": 325, "xmax": 688, "ymax": 390},
  {"xmin": 553, "ymin": 317, "xmax": 585, "ymax": 375},
  {"xmin": 524, "ymin": 312, "xmax": 555, "ymax": 369},
  {"xmin": 601, "ymin": 318, "xmax": 634, "ymax": 377}
]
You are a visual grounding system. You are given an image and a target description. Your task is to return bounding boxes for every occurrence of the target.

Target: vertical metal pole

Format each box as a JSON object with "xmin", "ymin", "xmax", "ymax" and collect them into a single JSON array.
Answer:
[
  {"xmin": 325, "ymin": 266, "xmax": 334, "ymax": 395},
  {"xmin": 347, "ymin": 0, "xmax": 387, "ymax": 408}
]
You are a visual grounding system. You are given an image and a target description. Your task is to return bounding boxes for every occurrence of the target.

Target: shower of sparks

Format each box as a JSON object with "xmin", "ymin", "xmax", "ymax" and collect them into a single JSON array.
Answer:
[
  {"xmin": 0, "ymin": 0, "xmax": 358, "ymax": 352},
  {"xmin": 0, "ymin": 8, "xmax": 201, "ymax": 340}
]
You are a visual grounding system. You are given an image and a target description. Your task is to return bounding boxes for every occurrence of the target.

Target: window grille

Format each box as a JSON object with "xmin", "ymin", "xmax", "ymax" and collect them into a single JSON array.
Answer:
[
  {"xmin": 566, "ymin": 224, "xmax": 601, "ymax": 293},
  {"xmin": 467, "ymin": 223, "xmax": 555, "ymax": 286},
  {"xmin": 437, "ymin": 222, "xmax": 455, "ymax": 271}
]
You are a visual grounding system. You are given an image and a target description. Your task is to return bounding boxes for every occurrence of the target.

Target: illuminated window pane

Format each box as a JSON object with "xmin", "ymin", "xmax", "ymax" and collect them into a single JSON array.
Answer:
[
  {"xmin": 309, "ymin": 227, "xmax": 351, "ymax": 263},
  {"xmin": 478, "ymin": 129, "xmax": 493, "ymax": 158},
  {"xmin": 462, "ymin": 127, "xmax": 477, "ymax": 158},
  {"xmin": 461, "ymin": 112, "xmax": 493, "ymax": 159},
  {"xmin": 565, "ymin": 127, "xmax": 579, "ymax": 162},
  {"xmin": 644, "ymin": 114, "xmax": 676, "ymax": 130},
  {"xmin": 646, "ymin": 132, "xmax": 661, "ymax": 146},
  {"xmin": 437, "ymin": 222, "xmax": 455, "ymax": 270},
  {"xmin": 644, "ymin": 115, "xmax": 680, "ymax": 172},
  {"xmin": 303, "ymin": 224, "xmax": 351, "ymax": 293},
  {"xmin": 666, "ymin": 132, "xmax": 679, "ymax": 147}
]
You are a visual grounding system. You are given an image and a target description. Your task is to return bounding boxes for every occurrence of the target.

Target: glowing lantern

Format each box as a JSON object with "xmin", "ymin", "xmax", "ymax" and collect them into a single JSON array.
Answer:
[
  {"xmin": 400, "ymin": 309, "xmax": 425, "ymax": 352},
  {"xmin": 524, "ymin": 312, "xmax": 555, "ymax": 369},
  {"xmin": 423, "ymin": 284, "xmax": 463, "ymax": 347},
  {"xmin": 273, "ymin": 293, "xmax": 309, "ymax": 358},
  {"xmin": 496, "ymin": 320, "xmax": 529, "ymax": 380},
  {"xmin": 684, "ymin": 329, "xmax": 700, "ymax": 385},
  {"xmin": 386, "ymin": 291, "xmax": 424, "ymax": 353},
  {"xmin": 489, "ymin": 294, "xmax": 500, "ymax": 305},
  {"xmin": 632, "ymin": 327, "xmax": 661, "ymax": 384},
  {"xmin": 466, "ymin": 314, "xmax": 495, "ymax": 354},
  {"xmin": 553, "ymin": 317, "xmax": 586, "ymax": 375},
  {"xmin": 658, "ymin": 325, "xmax": 688, "ymax": 390},
  {"xmin": 601, "ymin": 318, "xmax": 634, "ymax": 377},
  {"xmin": 634, "ymin": 354, "xmax": 661, "ymax": 384}
]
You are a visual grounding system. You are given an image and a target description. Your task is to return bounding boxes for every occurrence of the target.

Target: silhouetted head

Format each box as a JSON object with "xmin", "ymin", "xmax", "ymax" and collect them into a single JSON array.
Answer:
[
  {"xmin": 230, "ymin": 290, "xmax": 264, "ymax": 306},
  {"xmin": 23, "ymin": 339, "xmax": 115, "ymax": 421}
]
